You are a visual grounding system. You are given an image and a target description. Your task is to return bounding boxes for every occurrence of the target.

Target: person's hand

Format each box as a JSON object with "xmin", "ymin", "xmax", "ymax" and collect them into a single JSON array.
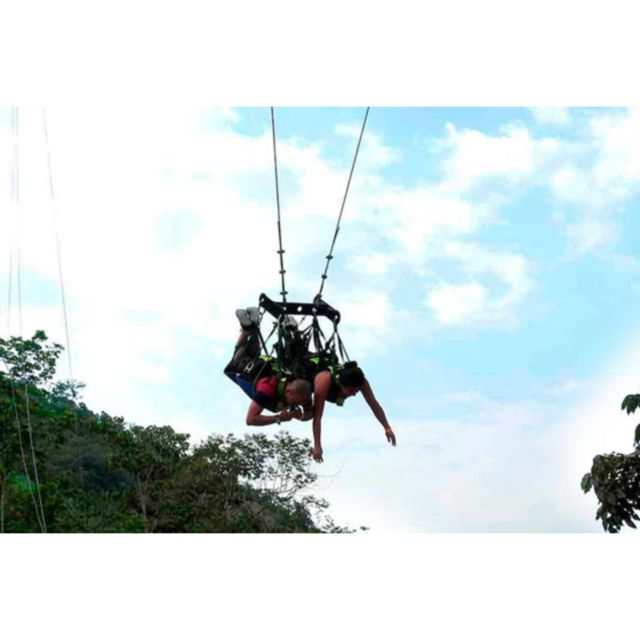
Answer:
[
  {"xmin": 384, "ymin": 427, "xmax": 397, "ymax": 446},
  {"xmin": 312, "ymin": 443, "xmax": 324, "ymax": 463},
  {"xmin": 279, "ymin": 408, "xmax": 303, "ymax": 423}
]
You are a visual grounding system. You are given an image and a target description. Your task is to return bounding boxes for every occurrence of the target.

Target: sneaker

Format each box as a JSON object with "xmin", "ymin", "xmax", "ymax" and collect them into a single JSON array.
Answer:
[
  {"xmin": 247, "ymin": 307, "xmax": 260, "ymax": 325},
  {"xmin": 235, "ymin": 307, "xmax": 261, "ymax": 330}
]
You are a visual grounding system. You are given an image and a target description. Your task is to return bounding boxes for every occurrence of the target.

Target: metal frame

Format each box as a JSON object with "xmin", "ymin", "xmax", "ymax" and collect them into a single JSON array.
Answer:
[{"xmin": 259, "ymin": 293, "xmax": 341, "ymax": 325}]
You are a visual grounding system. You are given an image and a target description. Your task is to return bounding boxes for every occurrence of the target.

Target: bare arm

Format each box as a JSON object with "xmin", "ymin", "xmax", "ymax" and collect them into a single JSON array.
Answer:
[
  {"xmin": 312, "ymin": 372, "xmax": 331, "ymax": 462},
  {"xmin": 361, "ymin": 380, "xmax": 397, "ymax": 446},
  {"xmin": 246, "ymin": 402, "xmax": 275, "ymax": 426},
  {"xmin": 246, "ymin": 402, "xmax": 300, "ymax": 426}
]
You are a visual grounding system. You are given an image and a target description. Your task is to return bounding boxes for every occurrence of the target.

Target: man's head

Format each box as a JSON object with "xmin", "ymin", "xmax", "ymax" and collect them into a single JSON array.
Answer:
[
  {"xmin": 339, "ymin": 363, "xmax": 365, "ymax": 397},
  {"xmin": 285, "ymin": 378, "xmax": 312, "ymax": 406}
]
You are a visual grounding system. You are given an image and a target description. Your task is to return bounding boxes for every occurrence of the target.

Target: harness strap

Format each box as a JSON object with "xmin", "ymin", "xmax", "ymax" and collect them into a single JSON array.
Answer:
[{"xmin": 277, "ymin": 377, "xmax": 287, "ymax": 400}]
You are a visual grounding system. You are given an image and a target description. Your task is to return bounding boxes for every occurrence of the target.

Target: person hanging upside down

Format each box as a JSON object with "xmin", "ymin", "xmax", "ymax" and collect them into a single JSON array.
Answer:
[
  {"xmin": 224, "ymin": 307, "xmax": 312, "ymax": 426},
  {"xmin": 305, "ymin": 357, "xmax": 397, "ymax": 463}
]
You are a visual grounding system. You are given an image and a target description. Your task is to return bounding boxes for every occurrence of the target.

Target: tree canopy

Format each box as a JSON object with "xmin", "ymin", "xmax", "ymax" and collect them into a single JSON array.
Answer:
[
  {"xmin": 581, "ymin": 392, "xmax": 640, "ymax": 533},
  {"xmin": 0, "ymin": 331, "xmax": 356, "ymax": 533}
]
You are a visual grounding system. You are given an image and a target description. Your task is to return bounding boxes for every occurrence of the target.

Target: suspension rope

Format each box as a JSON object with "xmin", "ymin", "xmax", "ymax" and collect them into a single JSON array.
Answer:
[
  {"xmin": 42, "ymin": 110, "xmax": 75, "ymax": 385},
  {"xmin": 270, "ymin": 108, "xmax": 288, "ymax": 304},
  {"xmin": 6, "ymin": 109, "xmax": 43, "ymax": 531},
  {"xmin": 317, "ymin": 107, "xmax": 370, "ymax": 299},
  {"xmin": 263, "ymin": 109, "xmax": 367, "ymax": 371},
  {"xmin": 6, "ymin": 108, "xmax": 47, "ymax": 532},
  {"xmin": 16, "ymin": 109, "xmax": 47, "ymax": 532},
  {"xmin": 42, "ymin": 110, "xmax": 85, "ymax": 504}
]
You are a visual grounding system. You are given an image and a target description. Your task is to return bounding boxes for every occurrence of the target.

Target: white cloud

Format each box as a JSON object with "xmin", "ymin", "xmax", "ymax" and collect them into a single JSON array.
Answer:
[
  {"xmin": 335, "ymin": 291, "xmax": 395, "ymax": 356},
  {"xmin": 443, "ymin": 390, "xmax": 486, "ymax": 404},
  {"xmin": 380, "ymin": 186, "xmax": 491, "ymax": 265},
  {"xmin": 427, "ymin": 281, "xmax": 487, "ymax": 325},
  {"xmin": 426, "ymin": 242, "xmax": 534, "ymax": 327},
  {"xmin": 549, "ymin": 109, "xmax": 640, "ymax": 210},
  {"xmin": 529, "ymin": 107, "xmax": 571, "ymax": 125},
  {"xmin": 564, "ymin": 216, "xmax": 616, "ymax": 254},
  {"xmin": 610, "ymin": 253, "xmax": 640, "ymax": 274},
  {"xmin": 547, "ymin": 377, "xmax": 583, "ymax": 398},
  {"xmin": 440, "ymin": 122, "xmax": 559, "ymax": 190},
  {"xmin": 550, "ymin": 165, "xmax": 590, "ymax": 203},
  {"xmin": 316, "ymin": 394, "xmax": 573, "ymax": 532},
  {"xmin": 350, "ymin": 253, "xmax": 394, "ymax": 275},
  {"xmin": 335, "ymin": 123, "xmax": 401, "ymax": 169},
  {"xmin": 588, "ymin": 108, "xmax": 640, "ymax": 188},
  {"xmin": 432, "ymin": 109, "xmax": 640, "ymax": 270}
]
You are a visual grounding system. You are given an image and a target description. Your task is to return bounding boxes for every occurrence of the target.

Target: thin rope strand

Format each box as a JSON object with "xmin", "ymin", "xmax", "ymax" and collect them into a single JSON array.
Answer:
[
  {"xmin": 7, "ymin": 108, "xmax": 43, "ymax": 530},
  {"xmin": 270, "ymin": 108, "xmax": 288, "ymax": 304},
  {"xmin": 42, "ymin": 110, "xmax": 75, "ymax": 381},
  {"xmin": 42, "ymin": 110, "xmax": 85, "ymax": 501},
  {"xmin": 15, "ymin": 108, "xmax": 47, "ymax": 532},
  {"xmin": 6, "ymin": 107, "xmax": 45, "ymax": 532},
  {"xmin": 317, "ymin": 107, "xmax": 370, "ymax": 299}
]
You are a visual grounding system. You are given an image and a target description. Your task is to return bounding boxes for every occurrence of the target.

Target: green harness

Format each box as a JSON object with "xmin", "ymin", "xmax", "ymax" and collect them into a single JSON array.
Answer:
[{"xmin": 258, "ymin": 355, "xmax": 292, "ymax": 412}]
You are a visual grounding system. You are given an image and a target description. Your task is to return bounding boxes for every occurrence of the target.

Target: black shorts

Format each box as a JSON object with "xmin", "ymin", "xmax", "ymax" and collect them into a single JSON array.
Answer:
[{"xmin": 224, "ymin": 355, "xmax": 275, "ymax": 385}]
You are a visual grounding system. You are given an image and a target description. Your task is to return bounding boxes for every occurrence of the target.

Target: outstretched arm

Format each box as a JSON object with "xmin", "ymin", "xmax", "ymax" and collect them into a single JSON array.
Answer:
[
  {"xmin": 312, "ymin": 372, "xmax": 331, "ymax": 462},
  {"xmin": 361, "ymin": 380, "xmax": 397, "ymax": 446},
  {"xmin": 246, "ymin": 402, "xmax": 300, "ymax": 426}
]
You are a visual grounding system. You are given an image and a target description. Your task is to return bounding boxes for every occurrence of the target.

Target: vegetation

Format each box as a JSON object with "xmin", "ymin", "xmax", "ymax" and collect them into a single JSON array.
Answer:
[
  {"xmin": 581, "ymin": 392, "xmax": 640, "ymax": 533},
  {"xmin": 0, "ymin": 331, "xmax": 354, "ymax": 533}
]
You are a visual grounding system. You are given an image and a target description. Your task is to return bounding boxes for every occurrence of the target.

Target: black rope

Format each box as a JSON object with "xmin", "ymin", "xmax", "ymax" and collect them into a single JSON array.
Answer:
[
  {"xmin": 337, "ymin": 331, "xmax": 350, "ymax": 363},
  {"xmin": 264, "ymin": 109, "xmax": 366, "ymax": 374},
  {"xmin": 317, "ymin": 107, "xmax": 370, "ymax": 299},
  {"xmin": 258, "ymin": 322, "xmax": 277, "ymax": 357},
  {"xmin": 270, "ymin": 108, "xmax": 287, "ymax": 304}
]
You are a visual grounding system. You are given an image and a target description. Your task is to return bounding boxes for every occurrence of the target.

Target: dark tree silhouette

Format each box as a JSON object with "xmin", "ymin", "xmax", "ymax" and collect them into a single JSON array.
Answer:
[{"xmin": 582, "ymin": 393, "xmax": 640, "ymax": 533}]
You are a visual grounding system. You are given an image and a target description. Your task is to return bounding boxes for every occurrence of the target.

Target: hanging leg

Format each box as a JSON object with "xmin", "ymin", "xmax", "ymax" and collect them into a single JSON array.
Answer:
[
  {"xmin": 231, "ymin": 328, "xmax": 260, "ymax": 362},
  {"xmin": 225, "ymin": 309, "xmax": 262, "ymax": 378}
]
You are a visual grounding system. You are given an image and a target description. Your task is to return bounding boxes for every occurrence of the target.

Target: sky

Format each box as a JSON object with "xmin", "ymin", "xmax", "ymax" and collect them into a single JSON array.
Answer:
[{"xmin": 1, "ymin": 106, "xmax": 640, "ymax": 532}]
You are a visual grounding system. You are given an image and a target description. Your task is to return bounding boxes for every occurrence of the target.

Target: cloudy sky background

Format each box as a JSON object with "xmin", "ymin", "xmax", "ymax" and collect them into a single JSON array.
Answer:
[{"xmin": 1, "ymin": 106, "xmax": 640, "ymax": 532}]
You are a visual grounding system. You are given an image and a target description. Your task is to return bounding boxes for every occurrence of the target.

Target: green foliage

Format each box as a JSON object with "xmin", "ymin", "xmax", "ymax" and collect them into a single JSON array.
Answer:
[
  {"xmin": 0, "ymin": 331, "xmax": 355, "ymax": 533},
  {"xmin": 0, "ymin": 331, "xmax": 63, "ymax": 387},
  {"xmin": 621, "ymin": 394, "xmax": 640, "ymax": 414},
  {"xmin": 582, "ymin": 389, "xmax": 640, "ymax": 533}
]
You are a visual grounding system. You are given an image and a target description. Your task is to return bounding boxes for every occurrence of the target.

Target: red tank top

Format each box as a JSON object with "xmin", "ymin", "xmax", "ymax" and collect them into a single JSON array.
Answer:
[{"xmin": 256, "ymin": 375, "xmax": 278, "ymax": 398}]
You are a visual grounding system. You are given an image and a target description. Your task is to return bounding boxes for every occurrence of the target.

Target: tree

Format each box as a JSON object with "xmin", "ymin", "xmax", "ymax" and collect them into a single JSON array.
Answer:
[
  {"xmin": 108, "ymin": 424, "xmax": 190, "ymax": 532},
  {"xmin": 158, "ymin": 432, "xmax": 353, "ymax": 533},
  {"xmin": 581, "ymin": 393, "xmax": 640, "ymax": 533},
  {"xmin": 0, "ymin": 331, "xmax": 63, "ymax": 388},
  {"xmin": 0, "ymin": 332, "xmax": 62, "ymax": 533},
  {"xmin": 0, "ymin": 330, "xmax": 357, "ymax": 533}
]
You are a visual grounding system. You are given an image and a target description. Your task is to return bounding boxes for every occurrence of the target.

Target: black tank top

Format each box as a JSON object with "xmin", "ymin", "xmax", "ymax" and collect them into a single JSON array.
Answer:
[
  {"xmin": 304, "ymin": 355, "xmax": 346, "ymax": 406},
  {"xmin": 325, "ymin": 374, "xmax": 345, "ymax": 406}
]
